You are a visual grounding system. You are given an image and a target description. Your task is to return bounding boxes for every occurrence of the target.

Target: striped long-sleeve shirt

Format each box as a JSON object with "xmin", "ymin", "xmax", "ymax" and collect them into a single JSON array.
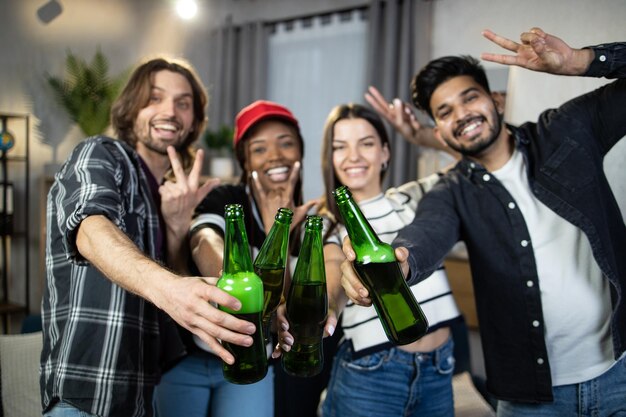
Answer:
[{"xmin": 325, "ymin": 178, "xmax": 461, "ymax": 357}]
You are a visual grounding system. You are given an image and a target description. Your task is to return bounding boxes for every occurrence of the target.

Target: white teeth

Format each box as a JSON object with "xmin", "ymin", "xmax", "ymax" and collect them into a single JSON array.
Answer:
[
  {"xmin": 266, "ymin": 166, "xmax": 289, "ymax": 175},
  {"xmin": 153, "ymin": 123, "xmax": 178, "ymax": 131},
  {"xmin": 461, "ymin": 121, "xmax": 481, "ymax": 135}
]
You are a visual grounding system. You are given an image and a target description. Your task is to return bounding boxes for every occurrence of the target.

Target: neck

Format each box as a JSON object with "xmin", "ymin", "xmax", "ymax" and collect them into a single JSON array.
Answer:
[
  {"xmin": 136, "ymin": 145, "xmax": 170, "ymax": 183},
  {"xmin": 351, "ymin": 185, "xmax": 383, "ymax": 203},
  {"xmin": 468, "ymin": 129, "xmax": 514, "ymax": 172}
]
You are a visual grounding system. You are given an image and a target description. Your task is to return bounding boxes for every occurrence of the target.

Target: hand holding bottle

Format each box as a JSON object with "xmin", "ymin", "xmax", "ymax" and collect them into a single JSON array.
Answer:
[
  {"xmin": 339, "ymin": 235, "xmax": 411, "ymax": 306},
  {"xmin": 271, "ymin": 299, "xmax": 339, "ymax": 358}
]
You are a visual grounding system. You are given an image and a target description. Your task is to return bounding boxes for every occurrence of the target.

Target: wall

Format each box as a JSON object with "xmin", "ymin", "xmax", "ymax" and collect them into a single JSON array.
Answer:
[{"xmin": 431, "ymin": 0, "xmax": 626, "ymax": 219}]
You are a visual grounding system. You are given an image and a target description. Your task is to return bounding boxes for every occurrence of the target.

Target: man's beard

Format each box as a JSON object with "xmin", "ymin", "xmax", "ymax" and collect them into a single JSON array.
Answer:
[{"xmin": 445, "ymin": 112, "xmax": 503, "ymax": 157}]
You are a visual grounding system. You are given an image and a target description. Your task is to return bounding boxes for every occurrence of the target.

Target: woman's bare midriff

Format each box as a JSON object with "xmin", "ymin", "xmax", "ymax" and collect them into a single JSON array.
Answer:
[{"xmin": 398, "ymin": 326, "xmax": 450, "ymax": 353}]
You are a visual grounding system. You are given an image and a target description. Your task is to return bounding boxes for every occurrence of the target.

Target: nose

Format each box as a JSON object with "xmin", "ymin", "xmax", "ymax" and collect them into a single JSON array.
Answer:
[
  {"xmin": 453, "ymin": 104, "xmax": 471, "ymax": 122},
  {"xmin": 346, "ymin": 144, "xmax": 361, "ymax": 162},
  {"xmin": 159, "ymin": 97, "xmax": 176, "ymax": 117},
  {"xmin": 266, "ymin": 142, "xmax": 282, "ymax": 161}
]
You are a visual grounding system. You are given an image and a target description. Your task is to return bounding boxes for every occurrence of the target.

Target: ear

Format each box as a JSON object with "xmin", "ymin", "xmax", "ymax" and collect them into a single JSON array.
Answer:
[
  {"xmin": 433, "ymin": 126, "xmax": 449, "ymax": 149},
  {"xmin": 491, "ymin": 91, "xmax": 506, "ymax": 116},
  {"xmin": 382, "ymin": 143, "xmax": 391, "ymax": 165}
]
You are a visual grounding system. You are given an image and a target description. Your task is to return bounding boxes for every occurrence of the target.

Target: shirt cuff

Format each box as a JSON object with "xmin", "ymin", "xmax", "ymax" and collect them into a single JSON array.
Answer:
[{"xmin": 583, "ymin": 43, "xmax": 626, "ymax": 78}]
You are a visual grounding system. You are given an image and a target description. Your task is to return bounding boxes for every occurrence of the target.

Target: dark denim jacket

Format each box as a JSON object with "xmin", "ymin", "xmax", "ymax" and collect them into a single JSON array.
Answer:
[{"xmin": 394, "ymin": 43, "xmax": 626, "ymax": 403}]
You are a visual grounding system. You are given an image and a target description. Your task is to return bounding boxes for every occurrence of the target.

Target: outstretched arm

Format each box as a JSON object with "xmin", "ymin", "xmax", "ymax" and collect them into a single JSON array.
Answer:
[
  {"xmin": 76, "ymin": 215, "xmax": 254, "ymax": 364},
  {"xmin": 481, "ymin": 27, "xmax": 594, "ymax": 76}
]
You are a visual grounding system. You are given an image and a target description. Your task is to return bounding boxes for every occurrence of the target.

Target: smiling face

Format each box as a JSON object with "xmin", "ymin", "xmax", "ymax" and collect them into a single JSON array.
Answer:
[
  {"xmin": 133, "ymin": 69, "xmax": 195, "ymax": 158},
  {"xmin": 332, "ymin": 118, "xmax": 389, "ymax": 202},
  {"xmin": 244, "ymin": 119, "xmax": 302, "ymax": 192},
  {"xmin": 430, "ymin": 75, "xmax": 505, "ymax": 158}
]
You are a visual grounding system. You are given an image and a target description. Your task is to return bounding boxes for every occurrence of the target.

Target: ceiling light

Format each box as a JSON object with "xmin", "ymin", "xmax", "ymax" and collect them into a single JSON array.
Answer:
[{"xmin": 176, "ymin": 0, "xmax": 198, "ymax": 20}]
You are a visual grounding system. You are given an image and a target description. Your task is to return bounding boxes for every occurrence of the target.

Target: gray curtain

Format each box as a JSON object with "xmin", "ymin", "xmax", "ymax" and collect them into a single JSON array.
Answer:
[
  {"xmin": 206, "ymin": 17, "xmax": 271, "ymax": 130},
  {"xmin": 366, "ymin": 0, "xmax": 433, "ymax": 187}
]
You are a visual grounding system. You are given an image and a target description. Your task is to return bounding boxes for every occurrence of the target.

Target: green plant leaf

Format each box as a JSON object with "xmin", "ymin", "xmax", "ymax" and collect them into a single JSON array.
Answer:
[{"xmin": 46, "ymin": 49, "xmax": 128, "ymax": 137}]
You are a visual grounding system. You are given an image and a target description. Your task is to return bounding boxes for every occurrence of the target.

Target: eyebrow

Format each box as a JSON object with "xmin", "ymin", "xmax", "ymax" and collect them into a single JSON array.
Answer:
[
  {"xmin": 434, "ymin": 86, "xmax": 480, "ymax": 114},
  {"xmin": 249, "ymin": 133, "xmax": 294, "ymax": 145},
  {"xmin": 333, "ymin": 135, "xmax": 376, "ymax": 143},
  {"xmin": 150, "ymin": 85, "xmax": 193, "ymax": 100}
]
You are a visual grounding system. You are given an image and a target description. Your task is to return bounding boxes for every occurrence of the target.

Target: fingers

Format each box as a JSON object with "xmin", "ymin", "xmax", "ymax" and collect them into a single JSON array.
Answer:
[
  {"xmin": 482, "ymin": 29, "xmax": 519, "ymax": 52},
  {"xmin": 341, "ymin": 236, "xmax": 355, "ymax": 261},
  {"xmin": 365, "ymin": 86, "xmax": 389, "ymax": 115},
  {"xmin": 394, "ymin": 246, "xmax": 411, "ymax": 277},
  {"xmin": 250, "ymin": 171, "xmax": 266, "ymax": 201},
  {"xmin": 286, "ymin": 161, "xmax": 301, "ymax": 196},
  {"xmin": 340, "ymin": 260, "xmax": 371, "ymax": 306},
  {"xmin": 187, "ymin": 148, "xmax": 205, "ymax": 190},
  {"xmin": 293, "ymin": 198, "xmax": 320, "ymax": 226},
  {"xmin": 167, "ymin": 146, "xmax": 186, "ymax": 183},
  {"xmin": 197, "ymin": 177, "xmax": 221, "ymax": 203},
  {"xmin": 324, "ymin": 310, "xmax": 338, "ymax": 338}
]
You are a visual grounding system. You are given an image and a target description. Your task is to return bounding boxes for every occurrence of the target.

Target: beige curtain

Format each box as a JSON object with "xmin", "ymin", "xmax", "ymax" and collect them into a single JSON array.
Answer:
[{"xmin": 366, "ymin": 0, "xmax": 434, "ymax": 187}]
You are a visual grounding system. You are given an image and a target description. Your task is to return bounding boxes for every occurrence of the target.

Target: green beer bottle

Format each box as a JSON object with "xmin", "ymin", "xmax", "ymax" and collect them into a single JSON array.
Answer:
[
  {"xmin": 254, "ymin": 207, "xmax": 293, "ymax": 344},
  {"xmin": 217, "ymin": 204, "xmax": 268, "ymax": 384},
  {"xmin": 332, "ymin": 185, "xmax": 428, "ymax": 345},
  {"xmin": 282, "ymin": 215, "xmax": 328, "ymax": 377}
]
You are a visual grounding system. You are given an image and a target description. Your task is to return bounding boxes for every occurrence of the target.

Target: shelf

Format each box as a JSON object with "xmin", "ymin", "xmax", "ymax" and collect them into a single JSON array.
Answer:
[
  {"xmin": 0, "ymin": 302, "xmax": 26, "ymax": 315},
  {"xmin": 0, "ymin": 113, "xmax": 30, "ymax": 333}
]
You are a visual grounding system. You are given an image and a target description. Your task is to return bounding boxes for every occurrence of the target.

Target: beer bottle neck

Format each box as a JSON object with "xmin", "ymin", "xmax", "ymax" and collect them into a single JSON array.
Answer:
[
  {"xmin": 223, "ymin": 216, "xmax": 254, "ymax": 275},
  {"xmin": 292, "ymin": 217, "xmax": 325, "ymax": 285},
  {"xmin": 337, "ymin": 196, "xmax": 392, "ymax": 263}
]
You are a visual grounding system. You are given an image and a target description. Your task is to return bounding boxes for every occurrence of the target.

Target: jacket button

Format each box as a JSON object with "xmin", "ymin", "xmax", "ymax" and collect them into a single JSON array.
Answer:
[
  {"xmin": 532, "ymin": 320, "xmax": 540, "ymax": 327},
  {"xmin": 521, "ymin": 240, "xmax": 529, "ymax": 247},
  {"xmin": 508, "ymin": 202, "xmax": 516, "ymax": 209},
  {"xmin": 526, "ymin": 280, "xmax": 534, "ymax": 287},
  {"xmin": 537, "ymin": 358, "xmax": 544, "ymax": 365},
  {"xmin": 482, "ymin": 174, "xmax": 491, "ymax": 182}
]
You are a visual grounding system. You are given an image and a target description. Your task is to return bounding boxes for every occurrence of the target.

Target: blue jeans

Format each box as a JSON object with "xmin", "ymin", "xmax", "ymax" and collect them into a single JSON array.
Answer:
[
  {"xmin": 153, "ymin": 351, "xmax": 274, "ymax": 417},
  {"xmin": 322, "ymin": 336, "xmax": 455, "ymax": 417},
  {"xmin": 43, "ymin": 402, "xmax": 98, "ymax": 417},
  {"xmin": 497, "ymin": 353, "xmax": 626, "ymax": 417}
]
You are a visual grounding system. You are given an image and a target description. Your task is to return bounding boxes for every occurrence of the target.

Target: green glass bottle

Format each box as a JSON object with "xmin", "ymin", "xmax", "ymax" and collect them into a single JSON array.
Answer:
[
  {"xmin": 253, "ymin": 207, "xmax": 293, "ymax": 344},
  {"xmin": 332, "ymin": 185, "xmax": 429, "ymax": 345},
  {"xmin": 282, "ymin": 215, "xmax": 328, "ymax": 377},
  {"xmin": 217, "ymin": 203, "xmax": 268, "ymax": 384}
]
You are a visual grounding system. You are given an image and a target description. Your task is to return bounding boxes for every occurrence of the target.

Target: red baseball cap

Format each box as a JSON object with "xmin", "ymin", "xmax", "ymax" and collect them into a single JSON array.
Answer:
[{"xmin": 233, "ymin": 100, "xmax": 299, "ymax": 147}]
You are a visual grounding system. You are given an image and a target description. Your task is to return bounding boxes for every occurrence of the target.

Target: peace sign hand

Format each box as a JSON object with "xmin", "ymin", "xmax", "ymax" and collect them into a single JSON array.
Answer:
[
  {"xmin": 481, "ymin": 27, "xmax": 593, "ymax": 76},
  {"xmin": 160, "ymin": 146, "xmax": 220, "ymax": 241},
  {"xmin": 250, "ymin": 161, "xmax": 318, "ymax": 233}
]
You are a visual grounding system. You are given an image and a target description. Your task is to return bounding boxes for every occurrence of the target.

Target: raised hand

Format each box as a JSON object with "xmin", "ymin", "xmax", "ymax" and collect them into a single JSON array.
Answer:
[
  {"xmin": 365, "ymin": 86, "xmax": 426, "ymax": 144},
  {"xmin": 365, "ymin": 86, "xmax": 452, "ymax": 154},
  {"xmin": 160, "ymin": 146, "xmax": 220, "ymax": 272},
  {"xmin": 481, "ymin": 27, "xmax": 594, "ymax": 76},
  {"xmin": 160, "ymin": 146, "xmax": 220, "ymax": 239},
  {"xmin": 250, "ymin": 161, "xmax": 318, "ymax": 233}
]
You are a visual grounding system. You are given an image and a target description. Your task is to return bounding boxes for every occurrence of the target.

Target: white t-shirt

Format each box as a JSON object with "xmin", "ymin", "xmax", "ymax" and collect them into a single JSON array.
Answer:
[{"xmin": 492, "ymin": 147, "xmax": 614, "ymax": 385}]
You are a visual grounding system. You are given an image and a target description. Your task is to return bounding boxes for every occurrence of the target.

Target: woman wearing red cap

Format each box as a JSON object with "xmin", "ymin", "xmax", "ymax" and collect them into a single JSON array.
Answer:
[{"xmin": 154, "ymin": 100, "xmax": 319, "ymax": 417}]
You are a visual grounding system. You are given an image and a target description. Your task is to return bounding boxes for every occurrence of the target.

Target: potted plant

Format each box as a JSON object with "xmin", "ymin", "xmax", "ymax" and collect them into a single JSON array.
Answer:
[
  {"xmin": 203, "ymin": 125, "xmax": 235, "ymax": 178},
  {"xmin": 46, "ymin": 49, "xmax": 128, "ymax": 137}
]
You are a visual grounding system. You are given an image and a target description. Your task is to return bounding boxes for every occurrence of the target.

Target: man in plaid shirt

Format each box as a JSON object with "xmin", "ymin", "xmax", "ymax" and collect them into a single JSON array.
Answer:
[{"xmin": 40, "ymin": 57, "xmax": 255, "ymax": 417}]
